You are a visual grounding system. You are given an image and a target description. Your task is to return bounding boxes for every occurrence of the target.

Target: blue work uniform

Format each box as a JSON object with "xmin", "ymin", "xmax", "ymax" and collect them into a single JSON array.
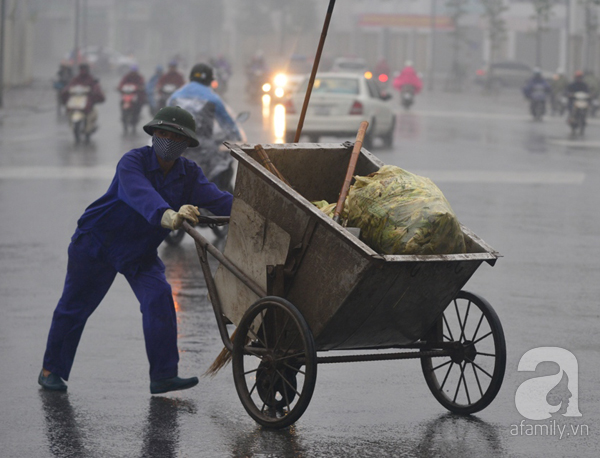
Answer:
[{"xmin": 43, "ymin": 146, "xmax": 232, "ymax": 382}]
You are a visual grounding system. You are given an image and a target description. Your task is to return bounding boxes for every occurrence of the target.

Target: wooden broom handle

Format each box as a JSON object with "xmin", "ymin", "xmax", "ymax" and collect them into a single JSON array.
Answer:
[
  {"xmin": 254, "ymin": 144, "xmax": 291, "ymax": 186},
  {"xmin": 333, "ymin": 121, "xmax": 369, "ymax": 223}
]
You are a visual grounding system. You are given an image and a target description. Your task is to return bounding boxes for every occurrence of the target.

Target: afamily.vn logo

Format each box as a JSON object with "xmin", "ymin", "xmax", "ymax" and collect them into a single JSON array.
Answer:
[
  {"xmin": 515, "ymin": 347, "xmax": 581, "ymax": 420},
  {"xmin": 510, "ymin": 347, "xmax": 589, "ymax": 440}
]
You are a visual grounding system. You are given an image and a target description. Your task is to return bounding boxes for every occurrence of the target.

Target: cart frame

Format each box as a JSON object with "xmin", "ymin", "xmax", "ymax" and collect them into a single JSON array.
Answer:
[{"xmin": 184, "ymin": 214, "xmax": 506, "ymax": 428}]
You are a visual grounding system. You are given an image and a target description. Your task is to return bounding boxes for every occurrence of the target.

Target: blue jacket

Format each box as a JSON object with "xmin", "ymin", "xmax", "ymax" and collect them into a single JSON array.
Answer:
[
  {"xmin": 523, "ymin": 76, "xmax": 550, "ymax": 101},
  {"xmin": 168, "ymin": 81, "xmax": 241, "ymax": 140},
  {"xmin": 73, "ymin": 146, "xmax": 232, "ymax": 274}
]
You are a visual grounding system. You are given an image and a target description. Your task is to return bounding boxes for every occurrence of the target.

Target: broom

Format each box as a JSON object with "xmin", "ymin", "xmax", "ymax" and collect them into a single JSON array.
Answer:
[
  {"xmin": 203, "ymin": 328, "xmax": 238, "ymax": 377},
  {"xmin": 205, "ymin": 0, "xmax": 337, "ymax": 378},
  {"xmin": 204, "ymin": 147, "xmax": 291, "ymax": 377}
]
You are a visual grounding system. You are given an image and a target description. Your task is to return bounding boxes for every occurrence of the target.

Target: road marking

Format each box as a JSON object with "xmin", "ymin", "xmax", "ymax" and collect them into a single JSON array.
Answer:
[
  {"xmin": 547, "ymin": 139, "xmax": 600, "ymax": 148},
  {"xmin": 412, "ymin": 170, "xmax": 585, "ymax": 185},
  {"xmin": 0, "ymin": 166, "xmax": 115, "ymax": 180},
  {"xmin": 0, "ymin": 166, "xmax": 584, "ymax": 185},
  {"xmin": 413, "ymin": 109, "xmax": 529, "ymax": 121},
  {"xmin": 412, "ymin": 109, "xmax": 600, "ymax": 127}
]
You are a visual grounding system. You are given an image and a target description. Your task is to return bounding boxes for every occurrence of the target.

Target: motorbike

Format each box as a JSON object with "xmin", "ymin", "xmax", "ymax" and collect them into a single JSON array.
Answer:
[
  {"xmin": 589, "ymin": 96, "xmax": 599, "ymax": 118},
  {"xmin": 53, "ymin": 80, "xmax": 69, "ymax": 117},
  {"xmin": 551, "ymin": 92, "xmax": 568, "ymax": 116},
  {"xmin": 164, "ymin": 111, "xmax": 250, "ymax": 246},
  {"xmin": 65, "ymin": 84, "xmax": 95, "ymax": 144},
  {"xmin": 120, "ymin": 83, "xmax": 143, "ymax": 134},
  {"xmin": 245, "ymin": 68, "xmax": 268, "ymax": 102},
  {"xmin": 156, "ymin": 83, "xmax": 178, "ymax": 112},
  {"xmin": 568, "ymin": 92, "xmax": 589, "ymax": 137},
  {"xmin": 400, "ymin": 85, "xmax": 416, "ymax": 110},
  {"xmin": 526, "ymin": 82, "xmax": 548, "ymax": 121},
  {"xmin": 211, "ymin": 66, "xmax": 231, "ymax": 96}
]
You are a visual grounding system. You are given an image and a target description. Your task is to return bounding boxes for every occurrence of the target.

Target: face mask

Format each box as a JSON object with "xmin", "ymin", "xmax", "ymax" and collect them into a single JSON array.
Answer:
[{"xmin": 153, "ymin": 135, "xmax": 188, "ymax": 162}]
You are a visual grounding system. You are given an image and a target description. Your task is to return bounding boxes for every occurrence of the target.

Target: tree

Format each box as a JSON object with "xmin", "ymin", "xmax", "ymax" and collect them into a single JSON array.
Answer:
[
  {"xmin": 582, "ymin": 0, "xmax": 600, "ymax": 73},
  {"xmin": 445, "ymin": 0, "xmax": 470, "ymax": 92},
  {"xmin": 235, "ymin": 0, "xmax": 318, "ymax": 55},
  {"xmin": 531, "ymin": 0, "xmax": 556, "ymax": 68},
  {"xmin": 480, "ymin": 0, "xmax": 508, "ymax": 91}
]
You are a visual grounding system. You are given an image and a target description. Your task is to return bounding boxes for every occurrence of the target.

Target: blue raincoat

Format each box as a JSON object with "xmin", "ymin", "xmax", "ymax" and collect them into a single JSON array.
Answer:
[{"xmin": 168, "ymin": 81, "xmax": 242, "ymax": 141}]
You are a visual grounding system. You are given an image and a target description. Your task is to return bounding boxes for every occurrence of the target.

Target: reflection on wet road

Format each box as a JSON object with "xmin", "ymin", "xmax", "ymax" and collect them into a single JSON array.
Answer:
[{"xmin": 1, "ymin": 79, "xmax": 599, "ymax": 457}]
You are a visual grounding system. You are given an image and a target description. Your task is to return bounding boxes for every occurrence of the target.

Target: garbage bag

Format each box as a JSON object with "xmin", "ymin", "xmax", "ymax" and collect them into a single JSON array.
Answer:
[{"xmin": 345, "ymin": 165, "xmax": 465, "ymax": 255}]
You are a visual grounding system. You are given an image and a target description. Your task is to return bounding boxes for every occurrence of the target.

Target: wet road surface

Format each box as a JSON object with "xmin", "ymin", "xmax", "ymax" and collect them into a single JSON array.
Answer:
[{"xmin": 0, "ymin": 75, "xmax": 598, "ymax": 457}]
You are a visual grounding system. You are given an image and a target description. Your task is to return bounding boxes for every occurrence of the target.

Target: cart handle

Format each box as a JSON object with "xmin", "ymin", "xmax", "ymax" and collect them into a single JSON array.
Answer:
[
  {"xmin": 182, "ymin": 221, "xmax": 267, "ymax": 352},
  {"xmin": 196, "ymin": 215, "xmax": 230, "ymax": 226}
]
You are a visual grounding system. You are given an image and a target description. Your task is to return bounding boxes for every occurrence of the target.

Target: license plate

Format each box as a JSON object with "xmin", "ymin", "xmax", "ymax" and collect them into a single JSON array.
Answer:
[
  {"xmin": 314, "ymin": 105, "xmax": 330, "ymax": 116},
  {"xmin": 67, "ymin": 95, "xmax": 87, "ymax": 110}
]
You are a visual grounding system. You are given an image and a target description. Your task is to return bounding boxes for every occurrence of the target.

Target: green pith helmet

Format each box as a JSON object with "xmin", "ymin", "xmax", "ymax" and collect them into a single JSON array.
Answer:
[{"xmin": 143, "ymin": 106, "xmax": 199, "ymax": 147}]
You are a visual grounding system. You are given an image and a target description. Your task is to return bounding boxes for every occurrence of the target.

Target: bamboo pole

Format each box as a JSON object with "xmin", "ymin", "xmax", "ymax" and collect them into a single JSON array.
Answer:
[
  {"xmin": 333, "ymin": 121, "xmax": 368, "ymax": 224},
  {"xmin": 294, "ymin": 0, "xmax": 336, "ymax": 142}
]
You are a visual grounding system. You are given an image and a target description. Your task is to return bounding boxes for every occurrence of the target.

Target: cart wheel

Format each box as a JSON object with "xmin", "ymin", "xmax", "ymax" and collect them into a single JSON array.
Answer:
[
  {"xmin": 232, "ymin": 296, "xmax": 317, "ymax": 429},
  {"xmin": 421, "ymin": 290, "xmax": 506, "ymax": 414}
]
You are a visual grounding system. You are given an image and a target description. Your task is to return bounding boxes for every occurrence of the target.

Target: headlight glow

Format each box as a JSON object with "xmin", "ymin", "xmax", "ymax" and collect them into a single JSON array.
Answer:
[
  {"xmin": 274, "ymin": 87, "xmax": 285, "ymax": 98},
  {"xmin": 274, "ymin": 73, "xmax": 288, "ymax": 87},
  {"xmin": 262, "ymin": 83, "xmax": 271, "ymax": 92}
]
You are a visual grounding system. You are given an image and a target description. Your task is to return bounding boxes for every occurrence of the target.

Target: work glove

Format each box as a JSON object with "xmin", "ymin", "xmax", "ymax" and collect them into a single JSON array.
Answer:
[{"xmin": 161, "ymin": 205, "xmax": 200, "ymax": 230}]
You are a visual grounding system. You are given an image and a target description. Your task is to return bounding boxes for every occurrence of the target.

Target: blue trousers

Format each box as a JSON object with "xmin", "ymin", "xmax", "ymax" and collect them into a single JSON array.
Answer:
[{"xmin": 43, "ymin": 235, "xmax": 179, "ymax": 382}]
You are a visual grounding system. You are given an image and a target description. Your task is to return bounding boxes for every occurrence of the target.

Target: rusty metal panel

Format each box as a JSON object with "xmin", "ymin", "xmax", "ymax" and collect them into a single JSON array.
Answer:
[{"xmin": 214, "ymin": 199, "xmax": 291, "ymax": 326}]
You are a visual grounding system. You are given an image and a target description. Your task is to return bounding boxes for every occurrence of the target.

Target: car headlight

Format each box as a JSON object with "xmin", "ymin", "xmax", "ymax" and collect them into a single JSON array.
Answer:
[
  {"xmin": 274, "ymin": 73, "xmax": 288, "ymax": 87},
  {"xmin": 262, "ymin": 83, "xmax": 272, "ymax": 93}
]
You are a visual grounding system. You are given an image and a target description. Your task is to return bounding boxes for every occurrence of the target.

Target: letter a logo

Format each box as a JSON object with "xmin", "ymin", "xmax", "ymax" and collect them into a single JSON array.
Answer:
[{"xmin": 515, "ymin": 347, "xmax": 582, "ymax": 420}]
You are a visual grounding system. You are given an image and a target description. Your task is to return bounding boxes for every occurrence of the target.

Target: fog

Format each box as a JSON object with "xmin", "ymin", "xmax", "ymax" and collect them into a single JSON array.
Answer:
[{"xmin": 3, "ymin": 1, "xmax": 597, "ymax": 89}]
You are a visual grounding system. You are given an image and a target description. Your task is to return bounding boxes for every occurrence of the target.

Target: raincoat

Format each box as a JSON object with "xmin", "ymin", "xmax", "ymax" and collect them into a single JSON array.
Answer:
[
  {"xmin": 156, "ymin": 69, "xmax": 185, "ymax": 93},
  {"xmin": 60, "ymin": 72, "xmax": 105, "ymax": 113},
  {"xmin": 393, "ymin": 66, "xmax": 423, "ymax": 94},
  {"xmin": 168, "ymin": 81, "xmax": 242, "ymax": 141},
  {"xmin": 118, "ymin": 71, "xmax": 147, "ymax": 105}
]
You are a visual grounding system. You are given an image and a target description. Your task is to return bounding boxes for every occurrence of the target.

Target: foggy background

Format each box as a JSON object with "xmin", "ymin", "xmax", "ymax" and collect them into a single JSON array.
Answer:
[{"xmin": 2, "ymin": 0, "xmax": 600, "ymax": 89}]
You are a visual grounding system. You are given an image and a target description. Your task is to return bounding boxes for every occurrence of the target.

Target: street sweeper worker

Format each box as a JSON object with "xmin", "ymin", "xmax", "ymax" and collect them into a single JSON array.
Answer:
[{"xmin": 39, "ymin": 105, "xmax": 232, "ymax": 394}]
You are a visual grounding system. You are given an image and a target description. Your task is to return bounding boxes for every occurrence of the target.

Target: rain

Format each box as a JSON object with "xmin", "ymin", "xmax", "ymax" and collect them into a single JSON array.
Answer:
[{"xmin": 1, "ymin": 1, "xmax": 599, "ymax": 457}]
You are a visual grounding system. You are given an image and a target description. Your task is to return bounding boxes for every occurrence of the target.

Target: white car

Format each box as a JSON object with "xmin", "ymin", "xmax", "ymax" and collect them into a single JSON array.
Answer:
[
  {"xmin": 284, "ymin": 72, "xmax": 396, "ymax": 148},
  {"xmin": 330, "ymin": 57, "xmax": 369, "ymax": 75}
]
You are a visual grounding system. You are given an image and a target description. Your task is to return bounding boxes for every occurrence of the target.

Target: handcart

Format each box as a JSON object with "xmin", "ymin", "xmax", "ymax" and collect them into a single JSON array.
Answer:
[{"xmin": 185, "ymin": 142, "xmax": 506, "ymax": 429}]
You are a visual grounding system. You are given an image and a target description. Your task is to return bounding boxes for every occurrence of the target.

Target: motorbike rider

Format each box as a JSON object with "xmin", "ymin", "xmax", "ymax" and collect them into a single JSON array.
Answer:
[
  {"xmin": 522, "ymin": 68, "xmax": 550, "ymax": 117},
  {"xmin": 118, "ymin": 64, "xmax": 147, "ymax": 119},
  {"xmin": 210, "ymin": 54, "xmax": 232, "ymax": 81},
  {"xmin": 245, "ymin": 51, "xmax": 269, "ymax": 99},
  {"xmin": 549, "ymin": 68, "xmax": 568, "ymax": 115},
  {"xmin": 156, "ymin": 60, "xmax": 186, "ymax": 110},
  {"xmin": 582, "ymin": 69, "xmax": 599, "ymax": 99},
  {"xmin": 157, "ymin": 61, "xmax": 185, "ymax": 95},
  {"xmin": 583, "ymin": 69, "xmax": 600, "ymax": 116},
  {"xmin": 60, "ymin": 62, "xmax": 105, "ymax": 137},
  {"xmin": 168, "ymin": 63, "xmax": 243, "ymax": 191},
  {"xmin": 247, "ymin": 50, "xmax": 267, "ymax": 75},
  {"xmin": 146, "ymin": 65, "xmax": 164, "ymax": 115},
  {"xmin": 169, "ymin": 63, "xmax": 242, "ymax": 144},
  {"xmin": 209, "ymin": 54, "xmax": 232, "ymax": 94},
  {"xmin": 566, "ymin": 71, "xmax": 590, "ymax": 114},
  {"xmin": 53, "ymin": 61, "xmax": 73, "ymax": 115},
  {"xmin": 393, "ymin": 61, "xmax": 423, "ymax": 97}
]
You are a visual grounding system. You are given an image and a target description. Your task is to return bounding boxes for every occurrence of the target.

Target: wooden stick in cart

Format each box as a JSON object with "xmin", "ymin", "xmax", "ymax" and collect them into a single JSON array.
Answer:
[
  {"xmin": 294, "ymin": 0, "xmax": 336, "ymax": 142},
  {"xmin": 333, "ymin": 120, "xmax": 369, "ymax": 224},
  {"xmin": 254, "ymin": 144, "xmax": 291, "ymax": 186}
]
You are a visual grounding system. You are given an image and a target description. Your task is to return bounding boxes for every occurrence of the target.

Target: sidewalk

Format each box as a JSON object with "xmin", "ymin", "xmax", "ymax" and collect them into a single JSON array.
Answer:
[{"xmin": 0, "ymin": 79, "xmax": 57, "ymax": 118}]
